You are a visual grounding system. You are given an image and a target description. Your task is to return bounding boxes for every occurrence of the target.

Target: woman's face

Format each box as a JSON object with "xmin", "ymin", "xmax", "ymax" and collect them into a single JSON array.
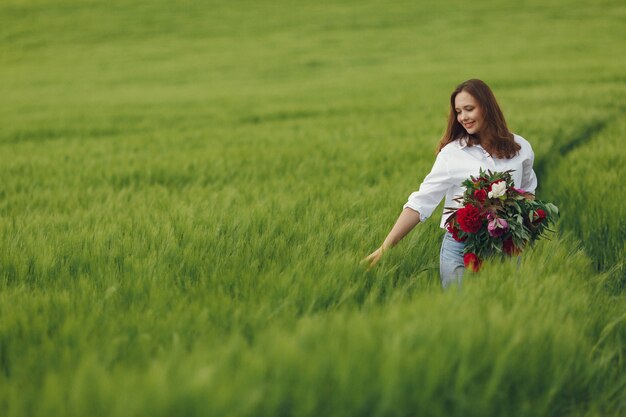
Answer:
[{"xmin": 454, "ymin": 91, "xmax": 484, "ymax": 135}]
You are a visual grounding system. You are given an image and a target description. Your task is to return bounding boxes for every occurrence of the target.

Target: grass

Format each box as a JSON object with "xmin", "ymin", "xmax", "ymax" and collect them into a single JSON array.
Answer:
[{"xmin": 1, "ymin": 0, "xmax": 625, "ymax": 415}]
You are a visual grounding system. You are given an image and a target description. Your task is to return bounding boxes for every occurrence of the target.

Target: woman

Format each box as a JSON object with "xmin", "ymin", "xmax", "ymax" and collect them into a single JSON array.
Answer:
[{"xmin": 364, "ymin": 79, "xmax": 537, "ymax": 289}]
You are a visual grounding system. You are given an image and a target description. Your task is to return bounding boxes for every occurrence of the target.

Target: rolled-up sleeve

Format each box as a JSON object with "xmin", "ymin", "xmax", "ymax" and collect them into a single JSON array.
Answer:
[
  {"xmin": 521, "ymin": 149, "xmax": 538, "ymax": 194},
  {"xmin": 403, "ymin": 152, "xmax": 451, "ymax": 221}
]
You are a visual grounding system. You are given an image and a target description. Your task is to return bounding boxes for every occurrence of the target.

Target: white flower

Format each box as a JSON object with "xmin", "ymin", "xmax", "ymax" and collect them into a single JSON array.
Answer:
[{"xmin": 488, "ymin": 181, "xmax": 507, "ymax": 198}]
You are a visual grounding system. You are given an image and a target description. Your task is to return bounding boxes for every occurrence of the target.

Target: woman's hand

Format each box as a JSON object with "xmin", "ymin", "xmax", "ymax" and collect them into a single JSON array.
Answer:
[
  {"xmin": 362, "ymin": 247, "xmax": 384, "ymax": 270},
  {"xmin": 361, "ymin": 208, "xmax": 421, "ymax": 271}
]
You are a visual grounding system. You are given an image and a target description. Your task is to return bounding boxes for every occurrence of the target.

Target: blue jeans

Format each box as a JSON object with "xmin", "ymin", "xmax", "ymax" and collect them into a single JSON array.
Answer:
[
  {"xmin": 439, "ymin": 232, "xmax": 523, "ymax": 289},
  {"xmin": 440, "ymin": 232, "xmax": 465, "ymax": 289}
]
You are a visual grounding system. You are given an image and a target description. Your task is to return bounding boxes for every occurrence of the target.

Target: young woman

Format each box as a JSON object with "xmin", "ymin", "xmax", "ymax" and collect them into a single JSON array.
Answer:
[{"xmin": 364, "ymin": 79, "xmax": 537, "ymax": 288}]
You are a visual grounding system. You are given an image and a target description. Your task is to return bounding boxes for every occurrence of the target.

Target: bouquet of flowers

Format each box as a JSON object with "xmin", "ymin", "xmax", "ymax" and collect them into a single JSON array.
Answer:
[{"xmin": 444, "ymin": 169, "xmax": 559, "ymax": 272}]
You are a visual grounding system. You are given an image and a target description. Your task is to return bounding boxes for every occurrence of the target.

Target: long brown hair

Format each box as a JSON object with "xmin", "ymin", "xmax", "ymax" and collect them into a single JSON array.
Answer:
[{"xmin": 437, "ymin": 79, "xmax": 520, "ymax": 158}]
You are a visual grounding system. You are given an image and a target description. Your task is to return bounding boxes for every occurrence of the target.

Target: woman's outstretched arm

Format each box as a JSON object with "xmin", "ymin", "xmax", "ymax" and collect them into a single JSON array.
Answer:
[{"xmin": 363, "ymin": 207, "xmax": 421, "ymax": 269}]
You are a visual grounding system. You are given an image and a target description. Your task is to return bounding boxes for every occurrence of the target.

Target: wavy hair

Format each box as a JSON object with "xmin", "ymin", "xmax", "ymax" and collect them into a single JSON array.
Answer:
[{"xmin": 437, "ymin": 79, "xmax": 520, "ymax": 159}]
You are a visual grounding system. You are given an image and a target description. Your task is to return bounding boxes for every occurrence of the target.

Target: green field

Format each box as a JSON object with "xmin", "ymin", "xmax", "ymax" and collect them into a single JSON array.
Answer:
[{"xmin": 1, "ymin": 0, "xmax": 625, "ymax": 415}]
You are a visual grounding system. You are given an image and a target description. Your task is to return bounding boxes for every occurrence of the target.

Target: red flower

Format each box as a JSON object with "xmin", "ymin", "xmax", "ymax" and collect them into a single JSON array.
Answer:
[
  {"xmin": 463, "ymin": 253, "xmax": 482, "ymax": 272},
  {"xmin": 533, "ymin": 209, "xmax": 547, "ymax": 223},
  {"xmin": 457, "ymin": 204, "xmax": 483, "ymax": 233},
  {"xmin": 503, "ymin": 237, "xmax": 522, "ymax": 256},
  {"xmin": 447, "ymin": 222, "xmax": 466, "ymax": 242},
  {"xmin": 474, "ymin": 189, "xmax": 487, "ymax": 202},
  {"xmin": 472, "ymin": 177, "xmax": 488, "ymax": 186}
]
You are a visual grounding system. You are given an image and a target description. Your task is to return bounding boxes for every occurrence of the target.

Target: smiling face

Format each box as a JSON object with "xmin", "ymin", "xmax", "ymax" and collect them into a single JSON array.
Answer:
[{"xmin": 454, "ymin": 90, "xmax": 485, "ymax": 136}]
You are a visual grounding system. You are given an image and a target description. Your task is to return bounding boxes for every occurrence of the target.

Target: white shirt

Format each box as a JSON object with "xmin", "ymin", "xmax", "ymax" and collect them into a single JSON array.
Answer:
[{"xmin": 404, "ymin": 134, "xmax": 538, "ymax": 228}]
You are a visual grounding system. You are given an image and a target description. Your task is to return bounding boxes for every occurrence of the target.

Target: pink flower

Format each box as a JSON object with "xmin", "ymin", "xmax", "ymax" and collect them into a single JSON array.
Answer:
[{"xmin": 487, "ymin": 215, "xmax": 509, "ymax": 237}]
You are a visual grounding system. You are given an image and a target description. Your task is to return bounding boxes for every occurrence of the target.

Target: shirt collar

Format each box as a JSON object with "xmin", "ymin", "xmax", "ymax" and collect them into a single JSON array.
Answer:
[
  {"xmin": 456, "ymin": 136, "xmax": 484, "ymax": 150},
  {"xmin": 456, "ymin": 136, "xmax": 469, "ymax": 149}
]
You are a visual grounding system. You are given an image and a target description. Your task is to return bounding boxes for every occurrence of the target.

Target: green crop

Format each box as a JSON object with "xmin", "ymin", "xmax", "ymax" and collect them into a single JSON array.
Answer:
[{"xmin": 1, "ymin": 0, "xmax": 624, "ymax": 416}]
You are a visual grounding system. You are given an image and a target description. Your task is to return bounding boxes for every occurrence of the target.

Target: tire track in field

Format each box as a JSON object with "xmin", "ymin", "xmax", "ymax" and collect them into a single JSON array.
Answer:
[
  {"xmin": 534, "ymin": 119, "xmax": 608, "ymax": 181},
  {"xmin": 533, "ymin": 118, "xmax": 624, "ymax": 289}
]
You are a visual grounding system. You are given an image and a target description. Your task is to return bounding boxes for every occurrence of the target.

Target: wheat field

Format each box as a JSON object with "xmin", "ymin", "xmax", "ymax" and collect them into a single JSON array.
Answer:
[{"xmin": 1, "ymin": 0, "xmax": 625, "ymax": 416}]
